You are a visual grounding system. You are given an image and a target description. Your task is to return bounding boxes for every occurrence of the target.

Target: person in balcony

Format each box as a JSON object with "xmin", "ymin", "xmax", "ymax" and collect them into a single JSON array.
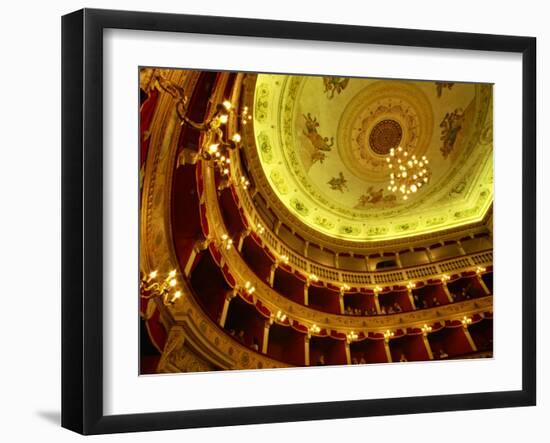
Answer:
[
  {"xmin": 352, "ymin": 357, "xmax": 359, "ymax": 365},
  {"xmin": 316, "ymin": 354, "xmax": 326, "ymax": 366},
  {"xmin": 438, "ymin": 348, "xmax": 449, "ymax": 359},
  {"xmin": 237, "ymin": 330, "xmax": 246, "ymax": 344},
  {"xmin": 359, "ymin": 357, "xmax": 367, "ymax": 365},
  {"xmin": 394, "ymin": 302, "xmax": 402, "ymax": 313},
  {"xmin": 399, "ymin": 353, "xmax": 408, "ymax": 362},
  {"xmin": 388, "ymin": 305, "xmax": 395, "ymax": 314},
  {"xmin": 251, "ymin": 337, "xmax": 259, "ymax": 351},
  {"xmin": 432, "ymin": 297, "xmax": 440, "ymax": 307}
]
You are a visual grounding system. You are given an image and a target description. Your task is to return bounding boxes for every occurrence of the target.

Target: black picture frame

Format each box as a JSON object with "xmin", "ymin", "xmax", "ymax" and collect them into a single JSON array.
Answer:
[{"xmin": 62, "ymin": 8, "xmax": 536, "ymax": 435}]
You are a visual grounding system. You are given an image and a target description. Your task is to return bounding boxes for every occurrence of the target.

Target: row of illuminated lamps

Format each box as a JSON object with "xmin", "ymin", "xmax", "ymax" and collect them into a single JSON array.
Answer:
[
  {"xmin": 220, "ymin": 226, "xmax": 487, "ymax": 293},
  {"xmin": 140, "ymin": 266, "xmax": 478, "ymax": 347},
  {"xmin": 140, "ymin": 261, "xmax": 485, "ymax": 308}
]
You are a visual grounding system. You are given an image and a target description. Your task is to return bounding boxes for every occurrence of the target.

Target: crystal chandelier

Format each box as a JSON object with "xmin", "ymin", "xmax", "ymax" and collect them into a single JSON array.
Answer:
[{"xmin": 385, "ymin": 146, "xmax": 431, "ymax": 200}]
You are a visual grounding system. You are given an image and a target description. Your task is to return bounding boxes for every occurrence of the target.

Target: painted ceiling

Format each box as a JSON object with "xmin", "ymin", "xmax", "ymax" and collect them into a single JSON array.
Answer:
[{"xmin": 249, "ymin": 74, "xmax": 493, "ymax": 242}]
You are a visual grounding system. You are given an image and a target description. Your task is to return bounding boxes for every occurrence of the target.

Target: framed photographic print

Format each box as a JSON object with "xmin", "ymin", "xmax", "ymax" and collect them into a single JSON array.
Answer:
[{"xmin": 61, "ymin": 8, "xmax": 536, "ymax": 435}]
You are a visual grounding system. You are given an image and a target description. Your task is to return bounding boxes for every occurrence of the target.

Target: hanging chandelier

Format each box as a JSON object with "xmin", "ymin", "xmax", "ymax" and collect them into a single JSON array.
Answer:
[{"xmin": 385, "ymin": 146, "xmax": 431, "ymax": 200}]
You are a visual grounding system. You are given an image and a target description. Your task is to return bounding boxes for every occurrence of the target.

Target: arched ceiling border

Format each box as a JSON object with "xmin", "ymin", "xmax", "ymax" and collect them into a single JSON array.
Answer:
[{"xmin": 240, "ymin": 74, "xmax": 492, "ymax": 253}]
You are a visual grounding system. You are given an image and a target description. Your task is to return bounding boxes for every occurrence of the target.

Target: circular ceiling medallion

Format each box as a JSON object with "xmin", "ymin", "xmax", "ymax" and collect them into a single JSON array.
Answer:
[
  {"xmin": 337, "ymin": 81, "xmax": 434, "ymax": 183},
  {"xmin": 369, "ymin": 119, "xmax": 403, "ymax": 155}
]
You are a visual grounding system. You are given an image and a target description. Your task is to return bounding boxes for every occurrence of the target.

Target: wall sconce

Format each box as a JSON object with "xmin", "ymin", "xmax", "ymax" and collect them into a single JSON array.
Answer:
[
  {"xmin": 347, "ymin": 331, "xmax": 358, "ymax": 342},
  {"xmin": 407, "ymin": 281, "xmax": 416, "ymax": 290},
  {"xmin": 178, "ymin": 99, "xmax": 241, "ymax": 170},
  {"xmin": 277, "ymin": 254, "xmax": 289, "ymax": 265},
  {"xmin": 308, "ymin": 274, "xmax": 319, "ymax": 283},
  {"xmin": 441, "ymin": 274, "xmax": 451, "ymax": 282},
  {"xmin": 384, "ymin": 330, "xmax": 395, "ymax": 342},
  {"xmin": 240, "ymin": 105, "xmax": 252, "ymax": 126},
  {"xmin": 244, "ymin": 281, "xmax": 256, "ymax": 295},
  {"xmin": 421, "ymin": 324, "xmax": 433, "ymax": 335},
  {"xmin": 239, "ymin": 175, "xmax": 250, "ymax": 190},
  {"xmin": 461, "ymin": 316, "xmax": 472, "ymax": 327},
  {"xmin": 275, "ymin": 310, "xmax": 287, "ymax": 322},
  {"xmin": 220, "ymin": 233, "xmax": 233, "ymax": 250},
  {"xmin": 140, "ymin": 269, "xmax": 182, "ymax": 305},
  {"xmin": 256, "ymin": 223, "xmax": 265, "ymax": 235},
  {"xmin": 310, "ymin": 324, "xmax": 321, "ymax": 334}
]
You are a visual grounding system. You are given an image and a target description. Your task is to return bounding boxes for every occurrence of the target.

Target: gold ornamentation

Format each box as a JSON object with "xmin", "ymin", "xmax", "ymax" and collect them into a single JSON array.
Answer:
[
  {"xmin": 355, "ymin": 186, "xmax": 397, "ymax": 208},
  {"xmin": 302, "ymin": 113, "xmax": 334, "ymax": 165},
  {"xmin": 327, "ymin": 172, "xmax": 348, "ymax": 193},
  {"xmin": 323, "ymin": 76, "xmax": 350, "ymax": 99},
  {"xmin": 435, "ymin": 82, "xmax": 455, "ymax": 98},
  {"xmin": 440, "ymin": 108, "xmax": 465, "ymax": 158}
]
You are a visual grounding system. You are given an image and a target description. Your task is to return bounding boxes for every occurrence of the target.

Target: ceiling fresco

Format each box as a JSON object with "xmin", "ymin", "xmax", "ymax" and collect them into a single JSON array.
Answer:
[{"xmin": 249, "ymin": 74, "xmax": 493, "ymax": 242}]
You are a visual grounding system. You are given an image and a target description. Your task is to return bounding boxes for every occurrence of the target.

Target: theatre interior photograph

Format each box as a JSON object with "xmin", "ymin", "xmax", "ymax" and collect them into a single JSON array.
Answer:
[{"xmin": 139, "ymin": 68, "xmax": 494, "ymax": 374}]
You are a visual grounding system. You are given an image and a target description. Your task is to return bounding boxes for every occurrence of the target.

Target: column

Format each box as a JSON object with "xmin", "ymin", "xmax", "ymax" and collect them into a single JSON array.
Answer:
[
  {"xmin": 395, "ymin": 252, "xmax": 403, "ymax": 268},
  {"xmin": 477, "ymin": 274, "xmax": 491, "ymax": 295},
  {"xmin": 274, "ymin": 219, "xmax": 282, "ymax": 235},
  {"xmin": 338, "ymin": 292, "xmax": 345, "ymax": 315},
  {"xmin": 184, "ymin": 249, "xmax": 197, "ymax": 277},
  {"xmin": 456, "ymin": 239, "xmax": 467, "ymax": 256},
  {"xmin": 262, "ymin": 320, "xmax": 271, "ymax": 354},
  {"xmin": 384, "ymin": 338, "xmax": 393, "ymax": 363},
  {"xmin": 184, "ymin": 237, "xmax": 210, "ymax": 276},
  {"xmin": 237, "ymin": 229, "xmax": 250, "ymax": 252},
  {"xmin": 425, "ymin": 248, "xmax": 435, "ymax": 263},
  {"xmin": 345, "ymin": 341, "xmax": 351, "ymax": 365},
  {"xmin": 422, "ymin": 333, "xmax": 434, "ymax": 360},
  {"xmin": 268, "ymin": 264, "xmax": 277, "ymax": 287},
  {"xmin": 304, "ymin": 240, "xmax": 309, "ymax": 258},
  {"xmin": 374, "ymin": 292, "xmax": 381, "ymax": 314},
  {"xmin": 304, "ymin": 335, "xmax": 310, "ymax": 366},
  {"xmin": 304, "ymin": 283, "xmax": 309, "ymax": 306},
  {"xmin": 442, "ymin": 282, "xmax": 454, "ymax": 303},
  {"xmin": 218, "ymin": 290, "xmax": 235, "ymax": 328},
  {"xmin": 407, "ymin": 288, "xmax": 417, "ymax": 310},
  {"xmin": 462, "ymin": 325, "xmax": 478, "ymax": 352}
]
